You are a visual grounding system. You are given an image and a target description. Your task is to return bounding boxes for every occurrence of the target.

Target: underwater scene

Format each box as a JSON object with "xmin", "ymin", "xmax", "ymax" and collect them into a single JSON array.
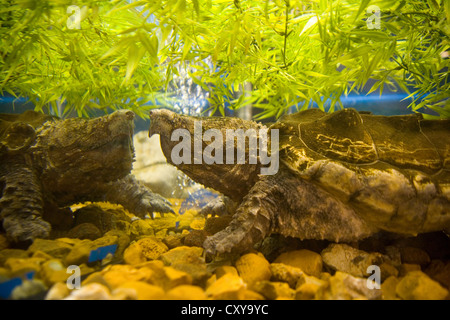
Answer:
[{"xmin": 0, "ymin": 0, "xmax": 450, "ymax": 303}]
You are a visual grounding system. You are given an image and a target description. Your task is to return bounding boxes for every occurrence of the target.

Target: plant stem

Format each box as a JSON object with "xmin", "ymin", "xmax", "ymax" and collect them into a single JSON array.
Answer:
[{"xmin": 283, "ymin": 0, "xmax": 289, "ymax": 69}]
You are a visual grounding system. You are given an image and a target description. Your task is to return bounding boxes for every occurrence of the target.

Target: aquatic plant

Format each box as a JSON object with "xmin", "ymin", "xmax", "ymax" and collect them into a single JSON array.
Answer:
[{"xmin": 0, "ymin": 0, "xmax": 449, "ymax": 119}]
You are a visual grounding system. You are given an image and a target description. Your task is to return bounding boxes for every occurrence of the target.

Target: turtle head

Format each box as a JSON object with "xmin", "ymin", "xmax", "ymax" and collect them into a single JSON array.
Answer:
[
  {"xmin": 33, "ymin": 110, "xmax": 136, "ymax": 191},
  {"xmin": 149, "ymin": 108, "xmax": 276, "ymax": 200}
]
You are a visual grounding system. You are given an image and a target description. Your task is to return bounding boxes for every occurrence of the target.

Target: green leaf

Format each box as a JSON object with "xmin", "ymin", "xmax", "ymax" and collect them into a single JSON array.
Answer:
[
  {"xmin": 354, "ymin": 0, "xmax": 371, "ymax": 22},
  {"xmin": 123, "ymin": 43, "xmax": 146, "ymax": 85}
]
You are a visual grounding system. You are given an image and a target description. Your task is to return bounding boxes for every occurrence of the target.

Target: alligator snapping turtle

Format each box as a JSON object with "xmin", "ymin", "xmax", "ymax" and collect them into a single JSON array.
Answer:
[
  {"xmin": 149, "ymin": 108, "xmax": 450, "ymax": 255},
  {"xmin": 0, "ymin": 110, "xmax": 173, "ymax": 243}
]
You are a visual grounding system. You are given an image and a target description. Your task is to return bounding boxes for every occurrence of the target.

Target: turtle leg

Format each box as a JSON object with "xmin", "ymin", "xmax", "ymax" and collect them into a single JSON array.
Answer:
[
  {"xmin": 203, "ymin": 175, "xmax": 279, "ymax": 255},
  {"xmin": 203, "ymin": 169, "xmax": 376, "ymax": 255},
  {"xmin": 101, "ymin": 174, "xmax": 174, "ymax": 218},
  {"xmin": 0, "ymin": 159, "xmax": 51, "ymax": 242}
]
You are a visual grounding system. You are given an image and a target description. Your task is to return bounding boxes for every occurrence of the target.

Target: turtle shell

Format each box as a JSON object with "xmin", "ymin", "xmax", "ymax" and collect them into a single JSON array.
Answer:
[
  {"xmin": 272, "ymin": 108, "xmax": 450, "ymax": 234},
  {"xmin": 0, "ymin": 110, "xmax": 55, "ymax": 154}
]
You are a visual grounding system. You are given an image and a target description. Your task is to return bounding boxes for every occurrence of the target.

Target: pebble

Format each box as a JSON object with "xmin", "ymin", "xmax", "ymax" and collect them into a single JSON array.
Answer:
[
  {"xmin": 27, "ymin": 239, "xmax": 73, "ymax": 260},
  {"xmin": 253, "ymin": 281, "xmax": 295, "ymax": 300},
  {"xmin": 295, "ymin": 273, "xmax": 328, "ymax": 300},
  {"xmin": 235, "ymin": 253, "xmax": 271, "ymax": 288},
  {"xmin": 130, "ymin": 219, "xmax": 155, "ymax": 239},
  {"xmin": 162, "ymin": 234, "xmax": 184, "ymax": 249},
  {"xmin": 135, "ymin": 237, "xmax": 168, "ymax": 260},
  {"xmin": 39, "ymin": 259, "xmax": 69, "ymax": 286},
  {"xmin": 5, "ymin": 257, "xmax": 45, "ymax": 275},
  {"xmin": 116, "ymin": 281, "xmax": 165, "ymax": 300},
  {"xmin": 273, "ymin": 249, "xmax": 323, "ymax": 277},
  {"xmin": 123, "ymin": 241, "xmax": 146, "ymax": 265},
  {"xmin": 10, "ymin": 279, "xmax": 47, "ymax": 300},
  {"xmin": 381, "ymin": 276, "xmax": 400, "ymax": 300},
  {"xmin": 321, "ymin": 243, "xmax": 386, "ymax": 278},
  {"xmin": 321, "ymin": 271, "xmax": 382, "ymax": 300},
  {"xmin": 166, "ymin": 285, "xmax": 207, "ymax": 300},
  {"xmin": 64, "ymin": 283, "xmax": 112, "ymax": 300},
  {"xmin": 170, "ymin": 262, "xmax": 210, "ymax": 287},
  {"xmin": 205, "ymin": 273, "xmax": 247, "ymax": 300},
  {"xmin": 160, "ymin": 246, "xmax": 204, "ymax": 265},
  {"xmin": 151, "ymin": 266, "xmax": 193, "ymax": 290},
  {"xmin": 270, "ymin": 263, "xmax": 304, "ymax": 288},
  {"xmin": 45, "ymin": 282, "xmax": 71, "ymax": 300},
  {"xmin": 395, "ymin": 270, "xmax": 449, "ymax": 300},
  {"xmin": 102, "ymin": 264, "xmax": 152, "ymax": 289},
  {"xmin": 215, "ymin": 266, "xmax": 239, "ymax": 279}
]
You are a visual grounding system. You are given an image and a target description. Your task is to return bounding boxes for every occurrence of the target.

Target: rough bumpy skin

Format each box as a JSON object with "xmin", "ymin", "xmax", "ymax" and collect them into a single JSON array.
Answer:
[
  {"xmin": 0, "ymin": 110, "xmax": 173, "ymax": 242},
  {"xmin": 149, "ymin": 108, "xmax": 450, "ymax": 255}
]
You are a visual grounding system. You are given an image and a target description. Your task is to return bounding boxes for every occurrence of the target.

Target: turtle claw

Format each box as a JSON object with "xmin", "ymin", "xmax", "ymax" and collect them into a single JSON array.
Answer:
[
  {"xmin": 2, "ymin": 213, "xmax": 51, "ymax": 243},
  {"xmin": 136, "ymin": 193, "xmax": 175, "ymax": 219},
  {"xmin": 200, "ymin": 196, "xmax": 237, "ymax": 217}
]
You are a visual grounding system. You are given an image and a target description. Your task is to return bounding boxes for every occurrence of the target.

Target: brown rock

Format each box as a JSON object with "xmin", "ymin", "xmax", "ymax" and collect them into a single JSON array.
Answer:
[
  {"xmin": 425, "ymin": 260, "xmax": 450, "ymax": 290},
  {"xmin": 67, "ymin": 223, "xmax": 102, "ymax": 240},
  {"xmin": 73, "ymin": 204, "xmax": 131, "ymax": 234},
  {"xmin": 274, "ymin": 250, "xmax": 322, "ymax": 277},
  {"xmin": 0, "ymin": 234, "xmax": 10, "ymax": 250},
  {"xmin": 204, "ymin": 216, "xmax": 233, "ymax": 235},
  {"xmin": 398, "ymin": 263, "xmax": 421, "ymax": 276},
  {"xmin": 162, "ymin": 234, "xmax": 183, "ymax": 249},
  {"xmin": 399, "ymin": 247, "xmax": 431, "ymax": 268},
  {"xmin": 183, "ymin": 230, "xmax": 207, "ymax": 247}
]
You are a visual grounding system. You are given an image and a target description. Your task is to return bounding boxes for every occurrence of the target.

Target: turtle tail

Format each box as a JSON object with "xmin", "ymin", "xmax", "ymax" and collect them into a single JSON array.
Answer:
[{"xmin": 203, "ymin": 177, "xmax": 277, "ymax": 255}]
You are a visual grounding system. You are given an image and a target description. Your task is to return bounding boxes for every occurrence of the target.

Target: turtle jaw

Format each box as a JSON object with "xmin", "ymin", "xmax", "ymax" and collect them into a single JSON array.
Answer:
[
  {"xmin": 148, "ymin": 109, "xmax": 193, "ymax": 166},
  {"xmin": 148, "ymin": 109, "xmax": 178, "ymax": 138}
]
